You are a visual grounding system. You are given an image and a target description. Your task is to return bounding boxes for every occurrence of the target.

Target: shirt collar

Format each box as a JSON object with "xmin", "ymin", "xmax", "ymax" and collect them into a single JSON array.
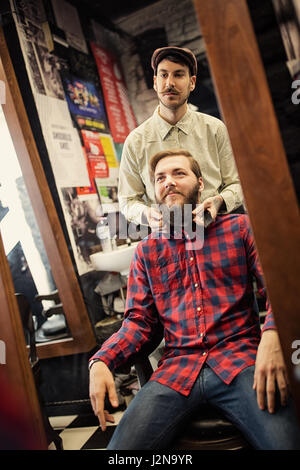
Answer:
[{"xmin": 154, "ymin": 105, "xmax": 193, "ymax": 140}]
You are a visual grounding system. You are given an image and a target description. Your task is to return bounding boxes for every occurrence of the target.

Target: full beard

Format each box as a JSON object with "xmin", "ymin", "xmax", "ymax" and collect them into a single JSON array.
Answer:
[{"xmin": 157, "ymin": 183, "xmax": 200, "ymax": 234}]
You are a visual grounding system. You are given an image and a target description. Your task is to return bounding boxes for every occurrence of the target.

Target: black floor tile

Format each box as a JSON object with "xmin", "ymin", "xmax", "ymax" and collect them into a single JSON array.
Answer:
[
  {"xmin": 65, "ymin": 414, "xmax": 100, "ymax": 428},
  {"xmin": 81, "ymin": 426, "xmax": 116, "ymax": 450}
]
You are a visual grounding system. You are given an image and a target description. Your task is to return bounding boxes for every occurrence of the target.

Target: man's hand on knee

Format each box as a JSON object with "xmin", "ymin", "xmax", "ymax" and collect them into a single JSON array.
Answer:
[
  {"xmin": 253, "ymin": 330, "xmax": 289, "ymax": 413},
  {"xmin": 89, "ymin": 360, "xmax": 119, "ymax": 430}
]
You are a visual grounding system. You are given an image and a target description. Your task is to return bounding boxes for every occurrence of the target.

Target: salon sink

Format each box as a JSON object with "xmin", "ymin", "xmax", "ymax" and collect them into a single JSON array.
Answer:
[{"xmin": 90, "ymin": 242, "xmax": 139, "ymax": 276}]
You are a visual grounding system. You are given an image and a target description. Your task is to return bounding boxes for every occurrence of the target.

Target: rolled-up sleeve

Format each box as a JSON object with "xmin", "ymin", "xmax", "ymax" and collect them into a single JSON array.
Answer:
[
  {"xmin": 118, "ymin": 138, "xmax": 149, "ymax": 225},
  {"xmin": 89, "ymin": 245, "xmax": 159, "ymax": 370}
]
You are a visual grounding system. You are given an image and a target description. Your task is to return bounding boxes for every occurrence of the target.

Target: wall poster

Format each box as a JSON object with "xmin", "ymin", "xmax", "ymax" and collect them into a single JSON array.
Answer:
[
  {"xmin": 9, "ymin": 1, "xmax": 125, "ymax": 276},
  {"xmin": 35, "ymin": 94, "xmax": 91, "ymax": 187},
  {"xmin": 81, "ymin": 130, "xmax": 109, "ymax": 180},
  {"xmin": 95, "ymin": 176, "xmax": 119, "ymax": 214},
  {"xmin": 62, "ymin": 74, "xmax": 109, "ymax": 133},
  {"xmin": 90, "ymin": 42, "xmax": 137, "ymax": 143},
  {"xmin": 60, "ymin": 188, "xmax": 102, "ymax": 273},
  {"xmin": 51, "ymin": 0, "xmax": 88, "ymax": 54}
]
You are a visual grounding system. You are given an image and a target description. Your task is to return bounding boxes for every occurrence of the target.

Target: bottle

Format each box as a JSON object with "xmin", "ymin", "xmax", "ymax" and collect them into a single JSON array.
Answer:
[{"xmin": 96, "ymin": 217, "xmax": 112, "ymax": 252}]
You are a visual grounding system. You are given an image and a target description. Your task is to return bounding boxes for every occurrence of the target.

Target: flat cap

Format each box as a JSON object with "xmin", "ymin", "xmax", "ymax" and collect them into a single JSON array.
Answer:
[{"xmin": 151, "ymin": 46, "xmax": 197, "ymax": 76}]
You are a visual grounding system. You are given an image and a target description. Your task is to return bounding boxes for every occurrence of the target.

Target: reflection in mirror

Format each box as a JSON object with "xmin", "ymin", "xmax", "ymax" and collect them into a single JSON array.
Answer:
[
  {"xmin": 0, "ymin": 105, "xmax": 70, "ymax": 344},
  {"xmin": 247, "ymin": 0, "xmax": 300, "ymax": 204},
  {"xmin": 1, "ymin": 0, "xmax": 299, "ymax": 448}
]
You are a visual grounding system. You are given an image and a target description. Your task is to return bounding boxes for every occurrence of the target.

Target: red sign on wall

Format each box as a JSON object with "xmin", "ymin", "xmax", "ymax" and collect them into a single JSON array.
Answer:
[
  {"xmin": 90, "ymin": 42, "xmax": 137, "ymax": 143},
  {"xmin": 76, "ymin": 146, "xmax": 96, "ymax": 195},
  {"xmin": 81, "ymin": 129, "xmax": 109, "ymax": 179},
  {"xmin": 76, "ymin": 130, "xmax": 110, "ymax": 195}
]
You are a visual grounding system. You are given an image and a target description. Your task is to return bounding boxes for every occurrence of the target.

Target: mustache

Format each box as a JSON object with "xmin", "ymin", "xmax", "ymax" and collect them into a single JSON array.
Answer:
[
  {"xmin": 162, "ymin": 188, "xmax": 182, "ymax": 200},
  {"xmin": 163, "ymin": 87, "xmax": 179, "ymax": 94}
]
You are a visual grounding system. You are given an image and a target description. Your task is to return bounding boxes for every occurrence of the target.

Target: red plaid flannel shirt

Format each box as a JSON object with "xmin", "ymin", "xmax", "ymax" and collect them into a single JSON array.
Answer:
[{"xmin": 91, "ymin": 214, "xmax": 274, "ymax": 396}]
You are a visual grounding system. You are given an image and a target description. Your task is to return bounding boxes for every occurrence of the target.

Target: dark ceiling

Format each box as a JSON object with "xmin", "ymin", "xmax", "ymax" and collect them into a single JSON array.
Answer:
[{"xmin": 68, "ymin": 0, "xmax": 162, "ymax": 22}]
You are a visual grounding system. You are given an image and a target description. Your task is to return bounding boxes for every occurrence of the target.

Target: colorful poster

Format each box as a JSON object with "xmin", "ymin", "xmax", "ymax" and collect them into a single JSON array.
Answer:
[
  {"xmin": 81, "ymin": 130, "xmax": 109, "ymax": 179},
  {"xmin": 76, "ymin": 147, "xmax": 96, "ymax": 196},
  {"xmin": 99, "ymin": 134, "xmax": 119, "ymax": 169},
  {"xmin": 90, "ymin": 43, "xmax": 137, "ymax": 143},
  {"xmin": 62, "ymin": 75, "xmax": 109, "ymax": 132},
  {"xmin": 76, "ymin": 132, "xmax": 119, "ymax": 196}
]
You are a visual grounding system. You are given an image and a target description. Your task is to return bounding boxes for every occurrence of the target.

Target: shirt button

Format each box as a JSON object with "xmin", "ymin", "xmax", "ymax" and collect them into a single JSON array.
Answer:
[
  {"xmin": 197, "ymin": 307, "xmax": 201, "ymax": 312},
  {"xmin": 200, "ymin": 333, "xmax": 204, "ymax": 337},
  {"xmin": 194, "ymin": 283, "xmax": 198, "ymax": 288},
  {"xmin": 190, "ymin": 257, "xmax": 194, "ymax": 261},
  {"xmin": 202, "ymin": 352, "xmax": 207, "ymax": 356}
]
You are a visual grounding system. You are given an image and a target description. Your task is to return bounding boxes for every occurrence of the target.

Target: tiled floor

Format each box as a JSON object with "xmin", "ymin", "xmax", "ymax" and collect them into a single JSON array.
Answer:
[
  {"xmin": 49, "ymin": 410, "xmax": 125, "ymax": 450},
  {"xmin": 47, "ymin": 359, "xmax": 140, "ymax": 450}
]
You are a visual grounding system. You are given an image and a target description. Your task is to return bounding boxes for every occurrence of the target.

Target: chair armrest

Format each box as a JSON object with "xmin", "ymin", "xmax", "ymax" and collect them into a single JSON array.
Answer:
[
  {"xmin": 35, "ymin": 290, "xmax": 60, "ymax": 304},
  {"xmin": 42, "ymin": 303, "xmax": 64, "ymax": 318}
]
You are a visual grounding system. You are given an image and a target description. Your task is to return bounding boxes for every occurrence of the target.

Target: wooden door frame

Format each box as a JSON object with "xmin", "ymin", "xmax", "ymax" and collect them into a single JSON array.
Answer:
[
  {"xmin": 193, "ymin": 0, "xmax": 300, "ymax": 419},
  {"xmin": 0, "ymin": 26, "xmax": 96, "ymax": 359},
  {"xmin": 0, "ymin": 233, "xmax": 47, "ymax": 448}
]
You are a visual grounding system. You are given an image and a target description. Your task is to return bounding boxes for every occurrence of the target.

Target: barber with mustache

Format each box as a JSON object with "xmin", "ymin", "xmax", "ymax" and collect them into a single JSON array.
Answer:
[{"xmin": 118, "ymin": 46, "xmax": 244, "ymax": 230}]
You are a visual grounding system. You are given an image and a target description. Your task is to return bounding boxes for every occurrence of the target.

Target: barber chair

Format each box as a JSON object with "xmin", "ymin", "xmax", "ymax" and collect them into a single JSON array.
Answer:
[
  {"xmin": 34, "ymin": 290, "xmax": 68, "ymax": 342},
  {"xmin": 121, "ymin": 322, "xmax": 252, "ymax": 450},
  {"xmin": 16, "ymin": 293, "xmax": 63, "ymax": 450}
]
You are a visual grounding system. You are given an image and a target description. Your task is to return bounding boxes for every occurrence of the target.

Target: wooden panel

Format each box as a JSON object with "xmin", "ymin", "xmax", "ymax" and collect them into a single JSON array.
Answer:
[
  {"xmin": 193, "ymin": 0, "xmax": 300, "ymax": 418},
  {"xmin": 0, "ymin": 231, "xmax": 47, "ymax": 448},
  {"xmin": 0, "ymin": 26, "xmax": 96, "ymax": 358}
]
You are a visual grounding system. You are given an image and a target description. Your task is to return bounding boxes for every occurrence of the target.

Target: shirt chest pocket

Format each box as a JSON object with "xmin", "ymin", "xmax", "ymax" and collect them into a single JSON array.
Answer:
[{"xmin": 151, "ymin": 254, "xmax": 187, "ymax": 296}]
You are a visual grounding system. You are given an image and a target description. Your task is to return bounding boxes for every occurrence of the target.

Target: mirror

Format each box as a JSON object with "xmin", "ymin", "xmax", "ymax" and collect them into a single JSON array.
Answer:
[
  {"xmin": 247, "ymin": 0, "xmax": 300, "ymax": 204},
  {"xmin": 1, "ymin": 0, "xmax": 299, "ymax": 439},
  {"xmin": 0, "ymin": 104, "xmax": 70, "ymax": 343}
]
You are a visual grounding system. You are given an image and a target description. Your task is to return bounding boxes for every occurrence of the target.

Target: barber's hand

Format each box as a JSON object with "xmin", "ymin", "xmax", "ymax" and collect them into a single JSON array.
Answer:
[
  {"xmin": 253, "ymin": 330, "xmax": 289, "ymax": 413},
  {"xmin": 192, "ymin": 195, "xmax": 223, "ymax": 224},
  {"xmin": 146, "ymin": 207, "xmax": 163, "ymax": 232},
  {"xmin": 89, "ymin": 361, "xmax": 119, "ymax": 430}
]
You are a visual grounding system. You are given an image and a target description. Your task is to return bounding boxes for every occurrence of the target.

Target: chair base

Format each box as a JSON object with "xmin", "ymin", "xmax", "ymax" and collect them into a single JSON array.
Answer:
[{"xmin": 172, "ymin": 433, "xmax": 251, "ymax": 450}]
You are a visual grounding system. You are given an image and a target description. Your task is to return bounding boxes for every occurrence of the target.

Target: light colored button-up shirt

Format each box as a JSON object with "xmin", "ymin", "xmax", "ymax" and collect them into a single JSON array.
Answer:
[{"xmin": 118, "ymin": 106, "xmax": 243, "ymax": 225}]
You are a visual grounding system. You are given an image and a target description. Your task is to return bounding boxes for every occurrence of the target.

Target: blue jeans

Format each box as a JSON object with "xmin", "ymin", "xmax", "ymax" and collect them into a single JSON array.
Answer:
[{"xmin": 107, "ymin": 365, "xmax": 300, "ymax": 450}]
